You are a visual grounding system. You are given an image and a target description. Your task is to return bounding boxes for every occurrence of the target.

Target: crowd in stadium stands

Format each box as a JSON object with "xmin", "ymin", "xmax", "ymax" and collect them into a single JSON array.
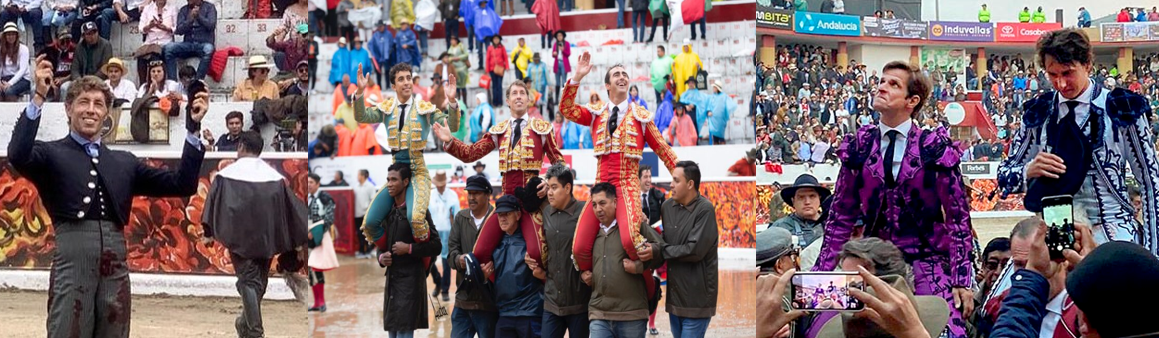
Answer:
[
  {"xmin": 0, "ymin": 0, "xmax": 308, "ymax": 151},
  {"xmin": 753, "ymin": 44, "xmax": 1159, "ymax": 166},
  {"xmin": 310, "ymin": 0, "xmax": 744, "ymax": 160}
]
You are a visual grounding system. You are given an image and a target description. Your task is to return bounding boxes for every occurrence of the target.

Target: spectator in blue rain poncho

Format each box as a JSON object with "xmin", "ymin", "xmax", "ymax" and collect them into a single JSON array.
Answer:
[
  {"xmin": 678, "ymin": 76, "xmax": 710, "ymax": 134},
  {"xmin": 395, "ymin": 20, "xmax": 421, "ymax": 69},
  {"xmin": 705, "ymin": 81, "xmax": 736, "ymax": 144},
  {"xmin": 368, "ymin": 22, "xmax": 395, "ymax": 89}
]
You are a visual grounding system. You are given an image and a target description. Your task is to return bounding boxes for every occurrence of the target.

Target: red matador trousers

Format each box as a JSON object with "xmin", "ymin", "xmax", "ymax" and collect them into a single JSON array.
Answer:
[
  {"xmin": 571, "ymin": 153, "xmax": 658, "ymax": 301},
  {"xmin": 469, "ymin": 170, "xmax": 547, "ymax": 281}
]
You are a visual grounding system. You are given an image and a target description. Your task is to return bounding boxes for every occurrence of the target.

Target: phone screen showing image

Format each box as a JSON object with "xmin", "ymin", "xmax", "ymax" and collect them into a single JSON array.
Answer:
[
  {"xmin": 1042, "ymin": 196, "xmax": 1076, "ymax": 260},
  {"xmin": 790, "ymin": 272, "xmax": 865, "ymax": 311}
]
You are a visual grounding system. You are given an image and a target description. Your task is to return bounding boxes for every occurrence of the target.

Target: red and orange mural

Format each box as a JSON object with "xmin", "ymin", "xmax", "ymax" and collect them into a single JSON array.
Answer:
[{"xmin": 0, "ymin": 157, "xmax": 309, "ymax": 275}]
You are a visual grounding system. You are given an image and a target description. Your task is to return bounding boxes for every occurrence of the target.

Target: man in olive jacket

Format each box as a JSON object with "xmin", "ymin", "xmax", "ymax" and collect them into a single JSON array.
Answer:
[
  {"xmin": 585, "ymin": 182, "xmax": 665, "ymax": 338},
  {"xmin": 539, "ymin": 164, "xmax": 591, "ymax": 338},
  {"xmin": 656, "ymin": 161, "xmax": 718, "ymax": 337},
  {"xmin": 449, "ymin": 175, "xmax": 499, "ymax": 338}
]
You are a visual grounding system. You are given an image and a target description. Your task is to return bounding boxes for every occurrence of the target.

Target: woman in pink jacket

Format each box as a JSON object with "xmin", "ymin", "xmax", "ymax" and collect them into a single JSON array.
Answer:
[
  {"xmin": 551, "ymin": 30, "xmax": 570, "ymax": 103},
  {"xmin": 666, "ymin": 102, "xmax": 698, "ymax": 146}
]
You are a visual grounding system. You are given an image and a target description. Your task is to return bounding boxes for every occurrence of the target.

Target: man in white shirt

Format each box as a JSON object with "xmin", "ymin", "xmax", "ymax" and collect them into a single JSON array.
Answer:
[
  {"xmin": 352, "ymin": 168, "xmax": 377, "ymax": 259},
  {"xmin": 101, "ymin": 58, "xmax": 137, "ymax": 104},
  {"xmin": 428, "ymin": 170, "xmax": 460, "ymax": 301}
]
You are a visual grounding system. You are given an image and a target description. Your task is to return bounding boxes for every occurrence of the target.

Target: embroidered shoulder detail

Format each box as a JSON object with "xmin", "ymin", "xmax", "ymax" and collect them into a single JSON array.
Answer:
[
  {"xmin": 415, "ymin": 100, "xmax": 439, "ymax": 115},
  {"xmin": 529, "ymin": 118, "xmax": 553, "ymax": 134},
  {"xmin": 919, "ymin": 127, "xmax": 961, "ymax": 169},
  {"xmin": 376, "ymin": 97, "xmax": 398, "ymax": 115},
  {"xmin": 632, "ymin": 105, "xmax": 654, "ymax": 123},
  {"xmin": 489, "ymin": 120, "xmax": 511, "ymax": 135},
  {"xmin": 838, "ymin": 125, "xmax": 878, "ymax": 168},
  {"xmin": 1106, "ymin": 88, "xmax": 1151, "ymax": 127},
  {"xmin": 583, "ymin": 102, "xmax": 606, "ymax": 115},
  {"xmin": 1020, "ymin": 91, "xmax": 1056, "ymax": 128}
]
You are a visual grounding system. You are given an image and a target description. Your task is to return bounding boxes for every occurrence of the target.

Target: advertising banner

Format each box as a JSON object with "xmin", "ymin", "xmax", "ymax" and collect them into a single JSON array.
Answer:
[
  {"xmin": 793, "ymin": 11, "xmax": 861, "ymax": 37},
  {"xmin": 1101, "ymin": 22, "xmax": 1159, "ymax": 42},
  {"xmin": 863, "ymin": 17, "xmax": 928, "ymax": 39},
  {"xmin": 928, "ymin": 21, "xmax": 994, "ymax": 42},
  {"xmin": 994, "ymin": 22, "xmax": 1062, "ymax": 42},
  {"xmin": 756, "ymin": 3, "xmax": 793, "ymax": 29}
]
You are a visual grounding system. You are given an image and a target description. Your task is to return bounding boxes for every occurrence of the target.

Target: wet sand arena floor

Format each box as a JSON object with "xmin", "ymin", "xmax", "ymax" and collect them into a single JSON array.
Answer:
[{"xmin": 309, "ymin": 255, "xmax": 756, "ymax": 337}]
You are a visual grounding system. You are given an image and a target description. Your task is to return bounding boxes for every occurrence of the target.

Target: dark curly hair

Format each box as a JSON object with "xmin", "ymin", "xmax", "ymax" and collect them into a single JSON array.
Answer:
[{"xmin": 1036, "ymin": 28, "xmax": 1092, "ymax": 69}]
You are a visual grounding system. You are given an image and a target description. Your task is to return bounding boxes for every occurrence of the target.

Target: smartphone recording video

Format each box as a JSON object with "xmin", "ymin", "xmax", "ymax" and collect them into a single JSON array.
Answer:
[
  {"xmin": 790, "ymin": 272, "xmax": 865, "ymax": 311},
  {"xmin": 1042, "ymin": 195, "xmax": 1076, "ymax": 260}
]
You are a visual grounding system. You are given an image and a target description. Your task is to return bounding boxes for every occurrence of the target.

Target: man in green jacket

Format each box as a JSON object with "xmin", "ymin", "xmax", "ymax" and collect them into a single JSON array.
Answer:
[
  {"xmin": 72, "ymin": 22, "xmax": 112, "ymax": 82},
  {"xmin": 654, "ymin": 161, "xmax": 719, "ymax": 338},
  {"xmin": 1032, "ymin": 6, "xmax": 1046, "ymax": 23},
  {"xmin": 650, "ymin": 45, "xmax": 675, "ymax": 104},
  {"xmin": 584, "ymin": 182, "xmax": 665, "ymax": 338},
  {"xmin": 540, "ymin": 164, "xmax": 592, "ymax": 338},
  {"xmin": 978, "ymin": 4, "xmax": 990, "ymax": 22},
  {"xmin": 449, "ymin": 176, "xmax": 500, "ymax": 338},
  {"xmin": 1018, "ymin": 7, "xmax": 1031, "ymax": 22}
]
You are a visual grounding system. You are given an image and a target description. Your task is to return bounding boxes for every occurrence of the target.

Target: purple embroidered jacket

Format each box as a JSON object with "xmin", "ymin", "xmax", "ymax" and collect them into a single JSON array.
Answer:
[{"xmin": 814, "ymin": 124, "xmax": 975, "ymax": 288}]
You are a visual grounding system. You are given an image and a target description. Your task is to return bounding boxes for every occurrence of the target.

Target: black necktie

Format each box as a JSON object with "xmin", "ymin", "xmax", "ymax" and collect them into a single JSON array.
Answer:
[
  {"xmin": 398, "ymin": 104, "xmax": 408, "ymax": 132},
  {"xmin": 510, "ymin": 118, "xmax": 523, "ymax": 148},
  {"xmin": 608, "ymin": 106, "xmax": 620, "ymax": 138},
  {"xmin": 1062, "ymin": 101, "xmax": 1080, "ymax": 129},
  {"xmin": 884, "ymin": 130, "xmax": 900, "ymax": 186}
]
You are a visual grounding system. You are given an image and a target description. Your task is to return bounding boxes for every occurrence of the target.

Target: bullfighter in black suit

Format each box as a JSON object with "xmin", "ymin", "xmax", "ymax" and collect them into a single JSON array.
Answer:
[{"xmin": 8, "ymin": 55, "xmax": 207, "ymax": 338}]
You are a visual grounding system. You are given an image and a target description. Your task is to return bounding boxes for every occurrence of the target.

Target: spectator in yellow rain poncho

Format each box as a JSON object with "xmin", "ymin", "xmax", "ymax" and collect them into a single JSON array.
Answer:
[
  {"xmin": 509, "ymin": 37, "xmax": 533, "ymax": 81},
  {"xmin": 672, "ymin": 39, "xmax": 702, "ymax": 100}
]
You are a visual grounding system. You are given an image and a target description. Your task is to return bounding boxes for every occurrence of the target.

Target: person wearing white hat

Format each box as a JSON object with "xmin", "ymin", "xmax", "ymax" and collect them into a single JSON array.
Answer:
[
  {"xmin": 232, "ymin": 55, "xmax": 281, "ymax": 101},
  {"xmin": 0, "ymin": 22, "xmax": 31, "ymax": 102},
  {"xmin": 101, "ymin": 57, "xmax": 137, "ymax": 103},
  {"xmin": 704, "ymin": 80, "xmax": 735, "ymax": 144},
  {"xmin": 0, "ymin": 0, "xmax": 44, "ymax": 52}
]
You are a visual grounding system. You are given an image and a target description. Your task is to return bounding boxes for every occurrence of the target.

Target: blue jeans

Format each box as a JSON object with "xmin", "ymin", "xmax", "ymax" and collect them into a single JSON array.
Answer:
[
  {"xmin": 0, "ymin": 8, "xmax": 43, "ymax": 47},
  {"xmin": 496, "ymin": 316, "xmax": 540, "ymax": 338},
  {"xmin": 690, "ymin": 16, "xmax": 706, "ymax": 40},
  {"xmin": 631, "ymin": 10, "xmax": 648, "ymax": 42},
  {"xmin": 558, "ymin": 0, "xmax": 573, "ymax": 11},
  {"xmin": 590, "ymin": 319, "xmax": 647, "ymax": 338},
  {"xmin": 93, "ymin": 7, "xmax": 117, "ymax": 39},
  {"xmin": 452, "ymin": 307, "xmax": 498, "ymax": 338},
  {"xmin": 615, "ymin": 0, "xmax": 626, "ymax": 27},
  {"xmin": 388, "ymin": 331, "xmax": 414, "ymax": 338},
  {"xmin": 417, "ymin": 26, "xmax": 429, "ymax": 56},
  {"xmin": 0, "ymin": 77, "xmax": 30, "ymax": 101},
  {"xmin": 669, "ymin": 315, "xmax": 711, "ymax": 338},
  {"xmin": 542, "ymin": 311, "xmax": 589, "ymax": 338},
  {"xmin": 444, "ymin": 19, "xmax": 460, "ymax": 48},
  {"xmin": 42, "ymin": 8, "xmax": 76, "ymax": 31},
  {"xmin": 164, "ymin": 41, "xmax": 213, "ymax": 80}
]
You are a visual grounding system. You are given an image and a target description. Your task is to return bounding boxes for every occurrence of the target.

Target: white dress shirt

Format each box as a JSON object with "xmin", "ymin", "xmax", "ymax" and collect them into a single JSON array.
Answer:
[
  {"xmin": 428, "ymin": 187, "xmax": 461, "ymax": 232},
  {"xmin": 1038, "ymin": 290, "xmax": 1069, "ymax": 338},
  {"xmin": 601, "ymin": 219, "xmax": 617, "ymax": 234},
  {"xmin": 878, "ymin": 119, "xmax": 913, "ymax": 179},
  {"xmin": 1056, "ymin": 79, "xmax": 1095, "ymax": 131},
  {"xmin": 105, "ymin": 79, "xmax": 138, "ymax": 102}
]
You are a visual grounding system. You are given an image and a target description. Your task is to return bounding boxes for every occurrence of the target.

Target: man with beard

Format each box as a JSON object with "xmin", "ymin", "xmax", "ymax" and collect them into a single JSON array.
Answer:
[
  {"xmin": 10, "ymin": 57, "xmax": 206, "ymax": 338},
  {"xmin": 449, "ymin": 175, "xmax": 499, "ymax": 338},
  {"xmin": 538, "ymin": 164, "xmax": 591, "ymax": 338},
  {"xmin": 201, "ymin": 131, "xmax": 309, "ymax": 338},
  {"xmin": 377, "ymin": 162, "xmax": 442, "ymax": 337}
]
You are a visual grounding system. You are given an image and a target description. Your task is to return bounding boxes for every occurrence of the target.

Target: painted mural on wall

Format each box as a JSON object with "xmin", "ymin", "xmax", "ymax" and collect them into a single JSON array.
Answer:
[
  {"xmin": 327, "ymin": 181, "xmax": 756, "ymax": 251},
  {"xmin": 0, "ymin": 157, "xmax": 309, "ymax": 275}
]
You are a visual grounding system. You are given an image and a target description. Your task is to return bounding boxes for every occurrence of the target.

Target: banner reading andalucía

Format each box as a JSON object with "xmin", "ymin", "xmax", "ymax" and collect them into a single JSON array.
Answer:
[{"xmin": 994, "ymin": 22, "xmax": 1062, "ymax": 42}]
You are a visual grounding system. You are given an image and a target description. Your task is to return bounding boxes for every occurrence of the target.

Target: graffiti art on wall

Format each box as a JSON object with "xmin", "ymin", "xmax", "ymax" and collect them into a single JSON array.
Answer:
[
  {"xmin": 329, "ymin": 181, "xmax": 756, "ymax": 250},
  {"xmin": 0, "ymin": 157, "xmax": 309, "ymax": 275}
]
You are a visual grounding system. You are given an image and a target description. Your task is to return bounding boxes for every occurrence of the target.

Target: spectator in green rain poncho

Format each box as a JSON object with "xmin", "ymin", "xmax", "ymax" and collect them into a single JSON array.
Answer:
[{"xmin": 650, "ymin": 45, "xmax": 675, "ymax": 105}]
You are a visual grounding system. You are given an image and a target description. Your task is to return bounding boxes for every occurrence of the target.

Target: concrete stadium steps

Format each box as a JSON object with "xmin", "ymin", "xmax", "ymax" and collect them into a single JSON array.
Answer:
[{"xmin": 312, "ymin": 21, "xmax": 757, "ymax": 109}]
